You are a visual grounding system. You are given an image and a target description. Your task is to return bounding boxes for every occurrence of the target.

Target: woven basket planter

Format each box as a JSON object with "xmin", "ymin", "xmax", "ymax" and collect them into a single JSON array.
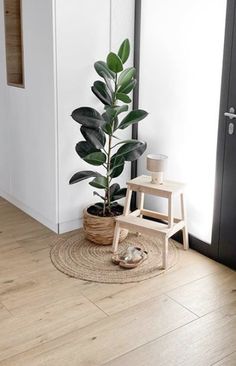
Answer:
[{"xmin": 83, "ymin": 208, "xmax": 128, "ymax": 245}]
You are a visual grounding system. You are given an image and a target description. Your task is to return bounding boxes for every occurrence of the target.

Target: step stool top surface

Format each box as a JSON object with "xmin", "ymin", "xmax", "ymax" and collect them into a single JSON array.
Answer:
[{"xmin": 127, "ymin": 175, "xmax": 186, "ymax": 194}]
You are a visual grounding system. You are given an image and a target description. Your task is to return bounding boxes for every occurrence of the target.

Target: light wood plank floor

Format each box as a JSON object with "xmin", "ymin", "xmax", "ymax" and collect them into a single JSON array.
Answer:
[{"xmin": 0, "ymin": 197, "xmax": 235, "ymax": 366}]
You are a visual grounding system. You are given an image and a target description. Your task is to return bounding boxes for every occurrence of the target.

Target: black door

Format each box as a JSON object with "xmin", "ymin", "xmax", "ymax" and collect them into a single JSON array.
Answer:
[{"xmin": 214, "ymin": 0, "xmax": 236, "ymax": 269}]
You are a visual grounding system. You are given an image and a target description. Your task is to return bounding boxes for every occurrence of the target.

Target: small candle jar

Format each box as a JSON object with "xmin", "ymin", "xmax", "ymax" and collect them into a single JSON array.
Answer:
[{"xmin": 146, "ymin": 154, "xmax": 168, "ymax": 184}]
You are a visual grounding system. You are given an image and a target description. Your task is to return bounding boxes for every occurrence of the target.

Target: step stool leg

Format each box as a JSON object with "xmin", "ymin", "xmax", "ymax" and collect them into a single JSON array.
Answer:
[
  {"xmin": 182, "ymin": 226, "xmax": 189, "ymax": 250},
  {"xmin": 162, "ymin": 236, "xmax": 169, "ymax": 269},
  {"xmin": 124, "ymin": 187, "xmax": 132, "ymax": 216},
  {"xmin": 137, "ymin": 192, "xmax": 144, "ymax": 236},
  {"xmin": 112, "ymin": 223, "xmax": 121, "ymax": 253},
  {"xmin": 180, "ymin": 193, "xmax": 189, "ymax": 250},
  {"xmin": 168, "ymin": 193, "xmax": 174, "ymax": 228}
]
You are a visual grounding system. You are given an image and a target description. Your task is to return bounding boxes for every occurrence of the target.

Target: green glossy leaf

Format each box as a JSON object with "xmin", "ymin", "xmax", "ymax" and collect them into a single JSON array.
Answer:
[
  {"xmin": 91, "ymin": 81, "xmax": 112, "ymax": 106},
  {"xmin": 106, "ymin": 105, "xmax": 128, "ymax": 119},
  {"xmin": 103, "ymin": 105, "xmax": 128, "ymax": 132},
  {"xmin": 108, "ymin": 183, "xmax": 127, "ymax": 201},
  {"xmin": 110, "ymin": 183, "xmax": 120, "ymax": 197},
  {"xmin": 110, "ymin": 166, "xmax": 124, "ymax": 179},
  {"xmin": 118, "ymin": 39, "xmax": 130, "ymax": 64},
  {"xmin": 69, "ymin": 171, "xmax": 102, "ymax": 185},
  {"xmin": 102, "ymin": 73, "xmax": 114, "ymax": 94},
  {"xmin": 94, "ymin": 61, "xmax": 115, "ymax": 79},
  {"xmin": 119, "ymin": 109, "xmax": 148, "ymax": 130},
  {"xmin": 114, "ymin": 105, "xmax": 129, "ymax": 115},
  {"xmin": 116, "ymin": 141, "xmax": 147, "ymax": 161},
  {"xmin": 71, "ymin": 107, "xmax": 104, "ymax": 128},
  {"xmin": 102, "ymin": 110, "xmax": 114, "ymax": 135},
  {"xmin": 113, "ymin": 116, "xmax": 119, "ymax": 131},
  {"xmin": 83, "ymin": 151, "xmax": 106, "ymax": 166},
  {"xmin": 102, "ymin": 109, "xmax": 116, "ymax": 124},
  {"xmin": 80, "ymin": 126, "xmax": 106, "ymax": 149},
  {"xmin": 75, "ymin": 141, "xmax": 98, "ymax": 158},
  {"xmin": 102, "ymin": 106, "xmax": 127, "ymax": 135},
  {"xmin": 113, "ymin": 139, "xmax": 139, "ymax": 148},
  {"xmin": 94, "ymin": 202, "xmax": 104, "ymax": 209},
  {"xmin": 118, "ymin": 79, "xmax": 137, "ymax": 94},
  {"xmin": 116, "ymin": 93, "xmax": 132, "ymax": 104},
  {"xmin": 107, "ymin": 52, "xmax": 123, "ymax": 73},
  {"xmin": 102, "ymin": 121, "xmax": 113, "ymax": 136},
  {"xmin": 118, "ymin": 67, "xmax": 135, "ymax": 86},
  {"xmin": 89, "ymin": 176, "xmax": 108, "ymax": 189},
  {"xmin": 111, "ymin": 188, "xmax": 127, "ymax": 201},
  {"xmin": 110, "ymin": 154, "xmax": 125, "ymax": 178}
]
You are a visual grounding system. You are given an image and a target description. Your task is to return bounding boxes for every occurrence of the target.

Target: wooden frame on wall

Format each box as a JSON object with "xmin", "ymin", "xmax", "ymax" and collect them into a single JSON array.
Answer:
[{"xmin": 4, "ymin": 0, "xmax": 25, "ymax": 88}]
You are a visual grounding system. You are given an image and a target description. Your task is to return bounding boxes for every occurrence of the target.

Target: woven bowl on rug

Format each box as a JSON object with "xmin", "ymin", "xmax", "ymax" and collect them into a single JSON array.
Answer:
[{"xmin": 50, "ymin": 229, "xmax": 179, "ymax": 284}]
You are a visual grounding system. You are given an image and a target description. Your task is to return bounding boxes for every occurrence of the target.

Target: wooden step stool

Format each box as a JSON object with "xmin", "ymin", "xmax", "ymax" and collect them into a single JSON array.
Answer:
[{"xmin": 112, "ymin": 175, "xmax": 189, "ymax": 269}]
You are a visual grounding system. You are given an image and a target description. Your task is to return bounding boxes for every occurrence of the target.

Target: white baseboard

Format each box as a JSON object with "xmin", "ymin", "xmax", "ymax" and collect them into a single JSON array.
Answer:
[
  {"xmin": 0, "ymin": 189, "xmax": 59, "ymax": 233},
  {"xmin": 58, "ymin": 218, "xmax": 83, "ymax": 234},
  {"xmin": 0, "ymin": 189, "xmax": 84, "ymax": 235}
]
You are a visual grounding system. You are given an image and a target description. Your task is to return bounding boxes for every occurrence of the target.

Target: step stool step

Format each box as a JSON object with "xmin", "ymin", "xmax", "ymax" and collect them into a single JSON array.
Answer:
[{"xmin": 116, "ymin": 215, "xmax": 168, "ymax": 236}]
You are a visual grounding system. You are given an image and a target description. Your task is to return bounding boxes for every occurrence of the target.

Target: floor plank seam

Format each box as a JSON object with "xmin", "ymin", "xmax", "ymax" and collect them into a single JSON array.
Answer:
[
  {"xmin": 164, "ymin": 293, "xmax": 200, "ymax": 318},
  {"xmin": 0, "ymin": 301, "xmax": 13, "ymax": 317},
  {"xmin": 193, "ymin": 298, "xmax": 236, "ymax": 320},
  {"xmin": 83, "ymin": 294, "xmax": 110, "ymax": 317},
  {"xmin": 81, "ymin": 269, "xmax": 225, "ymax": 318},
  {"xmin": 86, "ymin": 285, "xmax": 137, "ymax": 304},
  {"xmin": 100, "ymin": 317, "xmax": 200, "ymax": 366},
  {"xmin": 210, "ymin": 350, "xmax": 236, "ymax": 366},
  {"xmin": 0, "ymin": 311, "xmax": 109, "ymax": 364},
  {"xmin": 163, "ymin": 266, "xmax": 232, "ymax": 294},
  {"xmin": 1, "ymin": 199, "xmax": 235, "ymax": 366}
]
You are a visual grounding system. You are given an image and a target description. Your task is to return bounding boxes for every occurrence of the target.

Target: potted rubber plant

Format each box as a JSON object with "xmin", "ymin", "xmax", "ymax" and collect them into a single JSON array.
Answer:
[{"xmin": 69, "ymin": 39, "xmax": 148, "ymax": 245}]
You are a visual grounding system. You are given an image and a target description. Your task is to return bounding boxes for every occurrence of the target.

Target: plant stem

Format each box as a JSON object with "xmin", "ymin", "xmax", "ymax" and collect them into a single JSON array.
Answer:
[
  {"xmin": 103, "ymin": 74, "xmax": 118, "ymax": 216},
  {"xmin": 106, "ymin": 134, "xmax": 112, "ymax": 214}
]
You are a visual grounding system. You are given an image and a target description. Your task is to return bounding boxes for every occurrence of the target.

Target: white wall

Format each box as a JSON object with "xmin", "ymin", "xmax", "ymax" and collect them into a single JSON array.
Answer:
[
  {"xmin": 0, "ymin": 0, "xmax": 135, "ymax": 233},
  {"xmin": 139, "ymin": 0, "xmax": 227, "ymax": 243},
  {"xmin": 110, "ymin": 0, "xmax": 135, "ymax": 192},
  {"xmin": 0, "ymin": 0, "xmax": 58, "ymax": 231},
  {"xmin": 56, "ymin": 0, "xmax": 135, "ymax": 233}
]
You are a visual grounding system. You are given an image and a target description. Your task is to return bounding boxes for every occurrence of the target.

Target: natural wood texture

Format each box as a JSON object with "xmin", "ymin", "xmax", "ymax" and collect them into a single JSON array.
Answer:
[
  {"xmin": 111, "ymin": 222, "xmax": 120, "ymax": 252},
  {"xmin": 127, "ymin": 175, "xmax": 185, "ymax": 197},
  {"xmin": 168, "ymin": 193, "xmax": 173, "ymax": 228},
  {"xmin": 113, "ymin": 176, "xmax": 188, "ymax": 268},
  {"xmin": 0, "ymin": 197, "xmax": 235, "ymax": 365},
  {"xmin": 123, "ymin": 186, "xmax": 132, "ymax": 215},
  {"xmin": 83, "ymin": 209, "xmax": 128, "ymax": 245},
  {"xmin": 0, "ymin": 295, "xmax": 197, "ymax": 366},
  {"xmin": 0, "ymin": 303, "xmax": 11, "ymax": 321},
  {"xmin": 213, "ymin": 352, "xmax": 236, "ymax": 365},
  {"xmin": 166, "ymin": 269, "xmax": 236, "ymax": 317},
  {"xmin": 4, "ymin": 0, "xmax": 24, "ymax": 87},
  {"xmin": 104, "ymin": 301, "xmax": 236, "ymax": 366},
  {"xmin": 141, "ymin": 208, "xmax": 181, "ymax": 223},
  {"xmin": 180, "ymin": 192, "xmax": 189, "ymax": 250},
  {"xmin": 112, "ymin": 186, "xmax": 131, "ymax": 251}
]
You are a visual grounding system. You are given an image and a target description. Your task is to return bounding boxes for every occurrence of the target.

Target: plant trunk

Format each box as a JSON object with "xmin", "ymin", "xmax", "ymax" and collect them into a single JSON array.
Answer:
[
  {"xmin": 106, "ymin": 135, "xmax": 112, "ymax": 214},
  {"xmin": 103, "ymin": 74, "xmax": 117, "ymax": 216}
]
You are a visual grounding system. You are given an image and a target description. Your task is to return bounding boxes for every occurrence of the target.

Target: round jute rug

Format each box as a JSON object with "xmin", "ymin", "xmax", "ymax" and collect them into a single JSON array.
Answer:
[{"xmin": 50, "ymin": 229, "xmax": 179, "ymax": 284}]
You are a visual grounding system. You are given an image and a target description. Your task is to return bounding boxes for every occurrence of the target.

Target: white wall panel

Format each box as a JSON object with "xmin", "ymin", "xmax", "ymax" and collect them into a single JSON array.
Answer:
[
  {"xmin": 0, "ymin": 0, "xmax": 135, "ymax": 233},
  {"xmin": 0, "ymin": 0, "xmax": 57, "ymax": 230},
  {"xmin": 56, "ymin": 0, "xmax": 135, "ymax": 232},
  {"xmin": 110, "ymin": 0, "xmax": 135, "ymax": 192},
  {"xmin": 55, "ymin": 0, "xmax": 110, "ymax": 232}
]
